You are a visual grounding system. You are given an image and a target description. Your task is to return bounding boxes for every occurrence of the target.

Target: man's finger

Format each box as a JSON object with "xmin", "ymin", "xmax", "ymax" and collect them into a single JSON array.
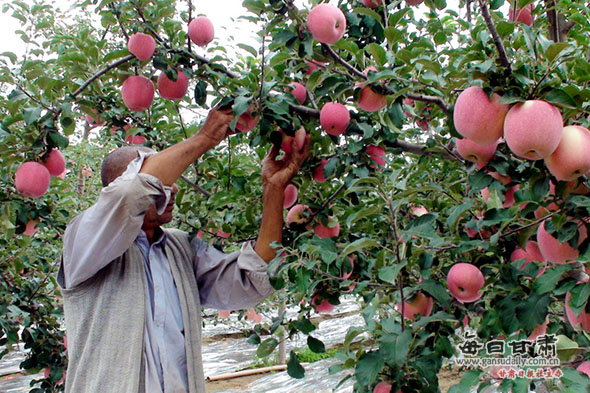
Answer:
[{"xmin": 266, "ymin": 143, "xmax": 280, "ymax": 162}]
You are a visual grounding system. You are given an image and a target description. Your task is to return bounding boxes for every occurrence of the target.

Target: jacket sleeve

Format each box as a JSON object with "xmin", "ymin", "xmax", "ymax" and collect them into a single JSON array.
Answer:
[
  {"xmin": 192, "ymin": 238, "xmax": 275, "ymax": 310},
  {"xmin": 61, "ymin": 152, "xmax": 172, "ymax": 289}
]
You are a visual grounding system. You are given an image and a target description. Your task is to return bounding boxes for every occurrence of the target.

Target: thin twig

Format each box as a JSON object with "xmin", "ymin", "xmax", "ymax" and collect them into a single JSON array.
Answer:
[
  {"xmin": 110, "ymin": 3, "xmax": 129, "ymax": 40},
  {"xmin": 71, "ymin": 55, "xmax": 135, "ymax": 98},
  {"xmin": 307, "ymin": 183, "xmax": 347, "ymax": 224},
  {"xmin": 406, "ymin": 92, "xmax": 449, "ymax": 112},
  {"xmin": 387, "ymin": 197, "xmax": 405, "ymax": 331},
  {"xmin": 258, "ymin": 34, "xmax": 266, "ymax": 111},
  {"xmin": 501, "ymin": 211, "xmax": 560, "ymax": 238},
  {"xmin": 175, "ymin": 102, "xmax": 188, "ymax": 139},
  {"xmin": 321, "ymin": 43, "xmax": 367, "ymax": 79},
  {"xmin": 478, "ymin": 0, "xmax": 512, "ymax": 71},
  {"xmin": 14, "ymin": 82, "xmax": 58, "ymax": 114},
  {"xmin": 180, "ymin": 175, "xmax": 211, "ymax": 198},
  {"xmin": 187, "ymin": 0, "xmax": 192, "ymax": 52}
]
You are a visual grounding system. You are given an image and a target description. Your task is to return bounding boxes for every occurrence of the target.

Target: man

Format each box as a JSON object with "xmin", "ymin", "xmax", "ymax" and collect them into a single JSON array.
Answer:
[{"xmin": 57, "ymin": 107, "xmax": 310, "ymax": 393}]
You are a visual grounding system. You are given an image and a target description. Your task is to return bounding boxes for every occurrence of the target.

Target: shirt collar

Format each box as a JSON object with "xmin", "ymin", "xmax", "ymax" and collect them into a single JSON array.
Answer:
[{"xmin": 136, "ymin": 228, "xmax": 167, "ymax": 247}]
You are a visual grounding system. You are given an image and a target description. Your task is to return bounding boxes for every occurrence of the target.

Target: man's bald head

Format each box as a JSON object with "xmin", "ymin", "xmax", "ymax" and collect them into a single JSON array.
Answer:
[{"xmin": 101, "ymin": 146, "xmax": 155, "ymax": 187}]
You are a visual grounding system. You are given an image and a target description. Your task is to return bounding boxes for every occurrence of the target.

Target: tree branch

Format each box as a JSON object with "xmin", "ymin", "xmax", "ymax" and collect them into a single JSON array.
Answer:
[
  {"xmin": 180, "ymin": 175, "xmax": 211, "ymax": 198},
  {"xmin": 71, "ymin": 54, "xmax": 135, "ymax": 98},
  {"xmin": 406, "ymin": 92, "xmax": 449, "ymax": 112},
  {"xmin": 321, "ymin": 43, "xmax": 367, "ymax": 80},
  {"xmin": 478, "ymin": 0, "xmax": 512, "ymax": 71}
]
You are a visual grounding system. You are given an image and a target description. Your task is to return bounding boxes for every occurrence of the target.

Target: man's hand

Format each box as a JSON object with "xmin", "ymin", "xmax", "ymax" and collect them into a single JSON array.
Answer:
[
  {"xmin": 196, "ymin": 107, "xmax": 234, "ymax": 149},
  {"xmin": 262, "ymin": 127, "xmax": 311, "ymax": 194}
]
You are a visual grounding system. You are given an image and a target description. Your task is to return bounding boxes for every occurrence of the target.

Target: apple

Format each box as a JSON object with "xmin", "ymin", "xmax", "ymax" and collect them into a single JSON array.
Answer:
[
  {"xmin": 127, "ymin": 32, "xmax": 155, "ymax": 61},
  {"xmin": 366, "ymin": 145, "xmax": 386, "ymax": 167},
  {"xmin": 447, "ymin": 263, "xmax": 485, "ymax": 303},
  {"xmin": 85, "ymin": 110, "xmax": 106, "ymax": 128},
  {"xmin": 23, "ymin": 220, "xmax": 39, "ymax": 236},
  {"xmin": 126, "ymin": 134, "xmax": 147, "ymax": 145},
  {"xmin": 15, "ymin": 162, "xmax": 51, "ymax": 198},
  {"xmin": 453, "ymin": 86, "xmax": 509, "ymax": 146},
  {"xmin": 455, "ymin": 138, "xmax": 499, "ymax": 164},
  {"xmin": 313, "ymin": 217, "xmax": 340, "ymax": 238},
  {"xmin": 504, "ymin": 100, "xmax": 563, "ymax": 160},
  {"xmin": 545, "ymin": 125, "xmax": 590, "ymax": 181},
  {"xmin": 157, "ymin": 69, "xmax": 189, "ymax": 101},
  {"xmin": 373, "ymin": 382, "xmax": 392, "ymax": 393},
  {"xmin": 188, "ymin": 16, "xmax": 214, "ymax": 46},
  {"xmin": 358, "ymin": 86, "xmax": 387, "ymax": 112},
  {"xmin": 280, "ymin": 127, "xmax": 306, "ymax": 153},
  {"xmin": 217, "ymin": 228, "xmax": 230, "ymax": 239},
  {"xmin": 565, "ymin": 291, "xmax": 590, "ymax": 331},
  {"xmin": 313, "ymin": 159, "xmax": 330, "ymax": 183},
  {"xmin": 362, "ymin": 0, "xmax": 383, "ymax": 8},
  {"xmin": 122, "ymin": 75, "xmax": 155, "ymax": 112},
  {"xmin": 320, "ymin": 102, "xmax": 350, "ymax": 136},
  {"xmin": 283, "ymin": 184, "xmax": 298, "ymax": 209},
  {"xmin": 289, "ymin": 82, "xmax": 306, "ymax": 105},
  {"xmin": 527, "ymin": 317, "xmax": 549, "ymax": 341},
  {"xmin": 306, "ymin": 60, "xmax": 327, "ymax": 75},
  {"xmin": 537, "ymin": 220, "xmax": 587, "ymax": 264},
  {"xmin": 42, "ymin": 149, "xmax": 66, "ymax": 177},
  {"xmin": 406, "ymin": 0, "xmax": 424, "ymax": 5},
  {"xmin": 342, "ymin": 256, "xmax": 354, "ymax": 280},
  {"xmin": 577, "ymin": 361, "xmax": 590, "ymax": 378},
  {"xmin": 245, "ymin": 308, "xmax": 263, "ymax": 323},
  {"xmin": 286, "ymin": 204, "xmax": 310, "ymax": 225},
  {"xmin": 307, "ymin": 4, "xmax": 346, "ymax": 44},
  {"xmin": 111, "ymin": 123, "xmax": 132, "ymax": 135},
  {"xmin": 218, "ymin": 310, "xmax": 231, "ymax": 319},
  {"xmin": 508, "ymin": 4, "xmax": 533, "ymax": 26},
  {"xmin": 312, "ymin": 295, "xmax": 334, "ymax": 313},
  {"xmin": 399, "ymin": 292, "xmax": 434, "ymax": 321},
  {"xmin": 410, "ymin": 205, "xmax": 428, "ymax": 217},
  {"xmin": 235, "ymin": 106, "xmax": 259, "ymax": 132}
]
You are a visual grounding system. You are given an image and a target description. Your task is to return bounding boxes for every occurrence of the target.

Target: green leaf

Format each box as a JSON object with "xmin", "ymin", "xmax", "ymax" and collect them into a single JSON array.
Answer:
[
  {"xmin": 532, "ymin": 264, "xmax": 571, "ymax": 294},
  {"xmin": 287, "ymin": 351, "xmax": 305, "ymax": 379},
  {"xmin": 256, "ymin": 338, "xmax": 278, "ymax": 358},
  {"xmin": 194, "ymin": 80, "xmax": 207, "ymax": 106},
  {"xmin": 60, "ymin": 116, "xmax": 75, "ymax": 135},
  {"xmin": 380, "ymin": 329, "xmax": 411, "ymax": 366},
  {"xmin": 355, "ymin": 351, "xmax": 384, "ymax": 386},
  {"xmin": 269, "ymin": 52, "xmax": 291, "ymax": 67},
  {"xmin": 341, "ymin": 238, "xmax": 380, "ymax": 257},
  {"xmin": 568, "ymin": 283, "xmax": 590, "ymax": 316},
  {"xmin": 496, "ymin": 21, "xmax": 515, "ymax": 37},
  {"xmin": 352, "ymin": 7, "xmax": 383, "ymax": 23},
  {"xmin": 378, "ymin": 261, "xmax": 407, "ymax": 284},
  {"xmin": 366, "ymin": 43, "xmax": 387, "ymax": 67},
  {"xmin": 345, "ymin": 205, "xmax": 381, "ymax": 228},
  {"xmin": 516, "ymin": 293, "xmax": 550, "ymax": 330},
  {"xmin": 293, "ymin": 318, "xmax": 316, "ymax": 335},
  {"xmin": 448, "ymin": 369, "xmax": 482, "ymax": 393},
  {"xmin": 237, "ymin": 43, "xmax": 258, "ymax": 57},
  {"xmin": 446, "ymin": 201, "xmax": 475, "ymax": 230},
  {"xmin": 545, "ymin": 42, "xmax": 571, "ymax": 63},
  {"xmin": 543, "ymin": 89, "xmax": 577, "ymax": 109},
  {"xmin": 48, "ymin": 132, "xmax": 69, "ymax": 149},
  {"xmin": 307, "ymin": 336, "xmax": 325, "ymax": 353},
  {"xmin": 0, "ymin": 51, "xmax": 17, "ymax": 64},
  {"xmin": 419, "ymin": 279, "xmax": 451, "ymax": 308},
  {"xmin": 23, "ymin": 106, "xmax": 42, "ymax": 126}
]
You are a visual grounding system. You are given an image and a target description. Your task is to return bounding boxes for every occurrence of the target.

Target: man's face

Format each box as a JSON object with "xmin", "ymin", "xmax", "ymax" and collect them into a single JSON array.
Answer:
[{"xmin": 142, "ymin": 184, "xmax": 178, "ymax": 231}]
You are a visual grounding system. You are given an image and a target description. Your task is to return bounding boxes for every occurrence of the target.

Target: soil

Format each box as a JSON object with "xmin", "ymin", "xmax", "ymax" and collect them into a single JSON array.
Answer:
[{"xmin": 205, "ymin": 366, "xmax": 464, "ymax": 392}]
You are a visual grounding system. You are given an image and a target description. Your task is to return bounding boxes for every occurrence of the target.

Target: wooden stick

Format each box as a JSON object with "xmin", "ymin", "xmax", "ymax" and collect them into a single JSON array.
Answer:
[{"xmin": 206, "ymin": 363, "xmax": 310, "ymax": 381}]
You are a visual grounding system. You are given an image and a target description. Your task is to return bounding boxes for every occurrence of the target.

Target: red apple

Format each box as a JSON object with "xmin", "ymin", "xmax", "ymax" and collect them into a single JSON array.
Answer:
[
  {"xmin": 188, "ymin": 16, "xmax": 214, "ymax": 46},
  {"xmin": 410, "ymin": 205, "xmax": 428, "ymax": 217},
  {"xmin": 565, "ymin": 291, "xmax": 590, "ymax": 331},
  {"xmin": 122, "ymin": 75, "xmax": 155, "ymax": 112},
  {"xmin": 235, "ymin": 106, "xmax": 259, "ymax": 132},
  {"xmin": 289, "ymin": 82, "xmax": 306, "ymax": 105},
  {"xmin": 307, "ymin": 4, "xmax": 346, "ymax": 44},
  {"xmin": 312, "ymin": 296, "xmax": 334, "ymax": 313},
  {"xmin": 453, "ymin": 86, "xmax": 509, "ymax": 146},
  {"xmin": 504, "ymin": 100, "xmax": 563, "ymax": 160},
  {"xmin": 447, "ymin": 263, "xmax": 485, "ymax": 303},
  {"xmin": 15, "ymin": 162, "xmax": 51, "ymax": 198},
  {"xmin": 313, "ymin": 217, "xmax": 340, "ymax": 238},
  {"xmin": 280, "ymin": 127, "xmax": 306, "ymax": 153},
  {"xmin": 406, "ymin": 0, "xmax": 424, "ymax": 4},
  {"xmin": 245, "ymin": 308, "xmax": 263, "ymax": 323},
  {"xmin": 283, "ymin": 184, "xmax": 298, "ymax": 209},
  {"xmin": 42, "ymin": 149, "xmax": 66, "ymax": 177},
  {"xmin": 85, "ymin": 110, "xmax": 106, "ymax": 128},
  {"xmin": 218, "ymin": 310, "xmax": 231, "ymax": 319},
  {"xmin": 508, "ymin": 4, "xmax": 533, "ymax": 26},
  {"xmin": 537, "ymin": 220, "xmax": 587, "ymax": 264},
  {"xmin": 366, "ymin": 145, "xmax": 386, "ymax": 166},
  {"xmin": 217, "ymin": 228, "xmax": 230, "ymax": 239},
  {"xmin": 127, "ymin": 32, "xmax": 156, "ymax": 61},
  {"xmin": 358, "ymin": 86, "xmax": 387, "ymax": 112},
  {"xmin": 320, "ymin": 102, "xmax": 350, "ymax": 136},
  {"xmin": 313, "ymin": 159, "xmax": 330, "ymax": 183},
  {"xmin": 373, "ymin": 382, "xmax": 392, "ymax": 393},
  {"xmin": 362, "ymin": 0, "xmax": 383, "ymax": 8},
  {"xmin": 527, "ymin": 317, "xmax": 548, "ymax": 341},
  {"xmin": 125, "ymin": 134, "xmax": 147, "ymax": 145},
  {"xmin": 306, "ymin": 60, "xmax": 327, "ymax": 75},
  {"xmin": 456, "ymin": 138, "xmax": 499, "ymax": 164},
  {"xmin": 287, "ymin": 204, "xmax": 310, "ymax": 225},
  {"xmin": 399, "ymin": 292, "xmax": 434, "ymax": 321},
  {"xmin": 545, "ymin": 125, "xmax": 590, "ymax": 181},
  {"xmin": 577, "ymin": 361, "xmax": 590, "ymax": 378},
  {"xmin": 111, "ymin": 123, "xmax": 132, "ymax": 135},
  {"xmin": 23, "ymin": 220, "xmax": 39, "ymax": 236},
  {"xmin": 157, "ymin": 69, "xmax": 189, "ymax": 101},
  {"xmin": 481, "ymin": 184, "xmax": 519, "ymax": 208}
]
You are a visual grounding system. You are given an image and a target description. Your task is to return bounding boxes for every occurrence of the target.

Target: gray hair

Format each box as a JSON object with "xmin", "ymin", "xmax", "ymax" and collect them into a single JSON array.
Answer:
[{"xmin": 100, "ymin": 145, "xmax": 155, "ymax": 187}]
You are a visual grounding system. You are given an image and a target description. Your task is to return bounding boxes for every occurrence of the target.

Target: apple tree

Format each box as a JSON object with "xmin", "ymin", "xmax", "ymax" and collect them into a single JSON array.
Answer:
[{"xmin": 2, "ymin": 0, "xmax": 590, "ymax": 392}]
